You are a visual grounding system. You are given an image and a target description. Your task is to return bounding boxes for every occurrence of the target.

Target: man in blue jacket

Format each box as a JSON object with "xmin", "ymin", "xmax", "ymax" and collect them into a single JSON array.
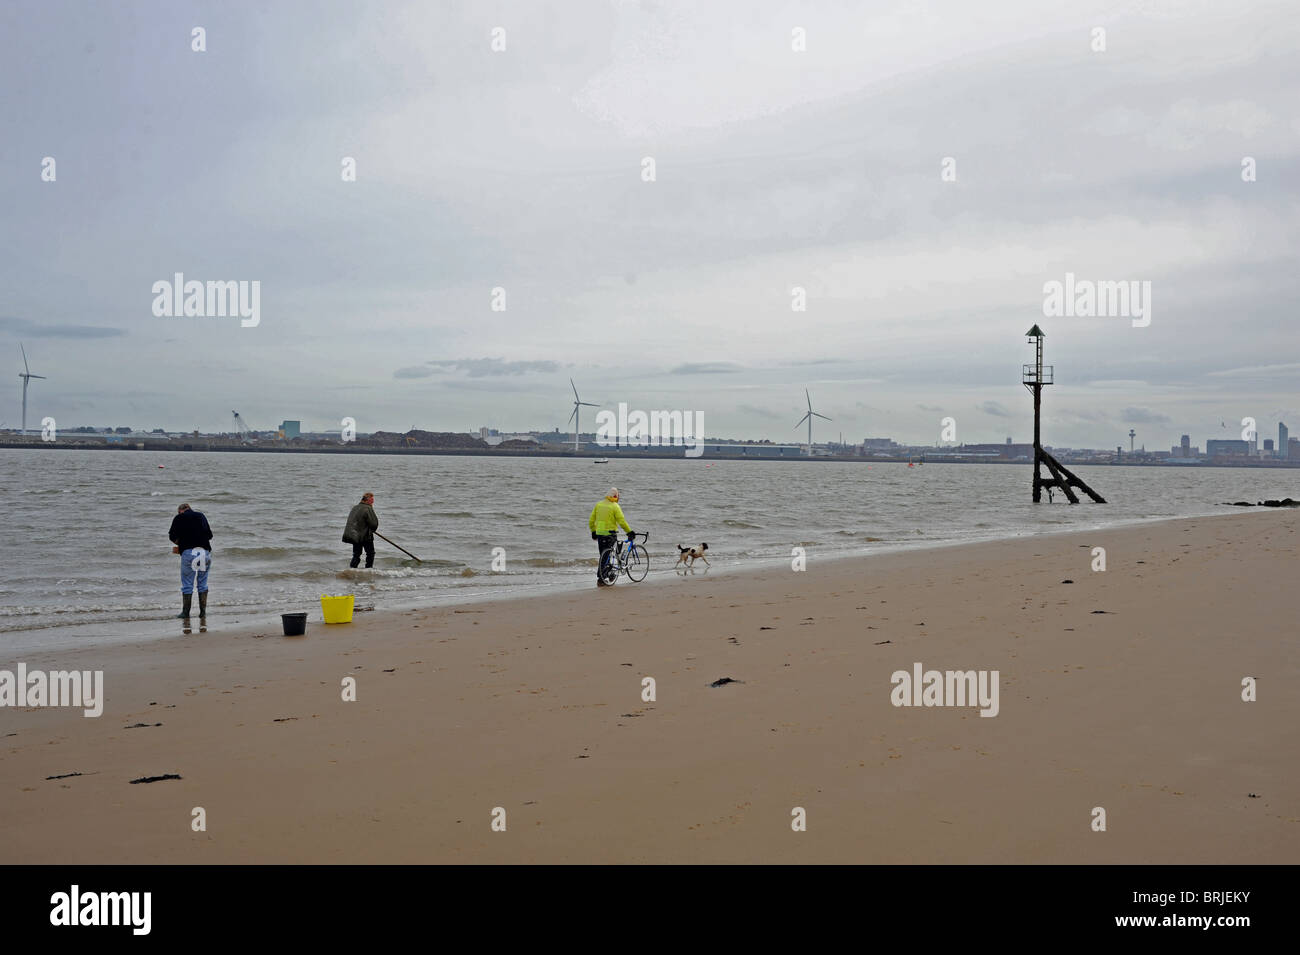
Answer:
[{"xmin": 168, "ymin": 502, "xmax": 213, "ymax": 620}]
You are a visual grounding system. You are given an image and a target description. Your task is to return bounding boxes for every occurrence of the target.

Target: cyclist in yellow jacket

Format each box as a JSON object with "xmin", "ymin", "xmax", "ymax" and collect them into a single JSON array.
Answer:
[{"xmin": 589, "ymin": 487, "xmax": 633, "ymax": 587}]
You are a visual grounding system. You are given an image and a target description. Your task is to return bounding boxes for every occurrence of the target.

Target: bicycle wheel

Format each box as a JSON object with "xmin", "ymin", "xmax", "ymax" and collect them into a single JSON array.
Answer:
[
  {"xmin": 626, "ymin": 546, "xmax": 649, "ymax": 582},
  {"xmin": 600, "ymin": 548, "xmax": 619, "ymax": 585}
]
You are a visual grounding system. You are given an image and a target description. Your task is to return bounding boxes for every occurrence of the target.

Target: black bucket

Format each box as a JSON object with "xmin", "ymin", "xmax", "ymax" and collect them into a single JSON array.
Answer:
[{"xmin": 281, "ymin": 612, "xmax": 308, "ymax": 636}]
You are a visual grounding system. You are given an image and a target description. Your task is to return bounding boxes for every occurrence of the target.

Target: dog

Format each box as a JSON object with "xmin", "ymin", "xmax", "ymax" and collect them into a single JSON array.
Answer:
[{"xmin": 674, "ymin": 543, "xmax": 709, "ymax": 571}]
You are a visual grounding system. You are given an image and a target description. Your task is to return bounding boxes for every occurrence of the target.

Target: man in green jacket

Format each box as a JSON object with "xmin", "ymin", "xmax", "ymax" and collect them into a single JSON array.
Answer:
[
  {"xmin": 589, "ymin": 487, "xmax": 633, "ymax": 587},
  {"xmin": 343, "ymin": 492, "xmax": 379, "ymax": 568}
]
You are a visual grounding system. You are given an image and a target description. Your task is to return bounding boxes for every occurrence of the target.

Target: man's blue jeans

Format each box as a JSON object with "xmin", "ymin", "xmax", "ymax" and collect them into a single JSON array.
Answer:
[{"xmin": 180, "ymin": 548, "xmax": 211, "ymax": 595}]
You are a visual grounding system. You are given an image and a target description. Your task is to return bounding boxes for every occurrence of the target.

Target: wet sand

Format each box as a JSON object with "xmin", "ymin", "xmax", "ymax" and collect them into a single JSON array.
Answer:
[{"xmin": 2, "ymin": 510, "xmax": 1296, "ymax": 863}]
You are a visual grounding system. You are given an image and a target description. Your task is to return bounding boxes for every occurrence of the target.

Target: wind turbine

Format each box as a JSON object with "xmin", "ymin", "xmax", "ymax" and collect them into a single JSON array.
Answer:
[
  {"xmin": 18, "ymin": 344, "xmax": 46, "ymax": 435},
  {"xmin": 795, "ymin": 389, "xmax": 830, "ymax": 456},
  {"xmin": 567, "ymin": 378, "xmax": 598, "ymax": 452}
]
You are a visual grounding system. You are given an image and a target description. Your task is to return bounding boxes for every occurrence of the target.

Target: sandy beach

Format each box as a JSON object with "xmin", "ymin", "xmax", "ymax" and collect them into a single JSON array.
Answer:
[{"xmin": 2, "ymin": 510, "xmax": 1296, "ymax": 864}]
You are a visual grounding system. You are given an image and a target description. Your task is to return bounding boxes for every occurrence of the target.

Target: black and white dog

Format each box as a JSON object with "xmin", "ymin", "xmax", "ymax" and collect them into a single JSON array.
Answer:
[{"xmin": 674, "ymin": 543, "xmax": 709, "ymax": 570}]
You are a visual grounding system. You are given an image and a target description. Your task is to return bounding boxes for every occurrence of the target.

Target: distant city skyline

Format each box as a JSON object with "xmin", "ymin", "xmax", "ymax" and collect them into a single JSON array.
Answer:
[{"xmin": 21, "ymin": 409, "xmax": 1298, "ymax": 458}]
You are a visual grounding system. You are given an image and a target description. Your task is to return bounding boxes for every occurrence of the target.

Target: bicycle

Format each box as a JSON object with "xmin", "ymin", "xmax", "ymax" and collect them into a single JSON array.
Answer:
[{"xmin": 600, "ymin": 531, "xmax": 650, "ymax": 584}]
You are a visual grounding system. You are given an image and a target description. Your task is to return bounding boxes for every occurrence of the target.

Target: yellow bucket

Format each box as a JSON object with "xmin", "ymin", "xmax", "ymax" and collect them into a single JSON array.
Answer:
[{"xmin": 320, "ymin": 594, "xmax": 355, "ymax": 624}]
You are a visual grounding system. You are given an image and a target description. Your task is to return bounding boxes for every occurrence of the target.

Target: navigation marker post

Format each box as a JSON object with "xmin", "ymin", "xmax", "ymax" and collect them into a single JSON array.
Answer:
[{"xmin": 1023, "ymin": 325, "xmax": 1105, "ymax": 504}]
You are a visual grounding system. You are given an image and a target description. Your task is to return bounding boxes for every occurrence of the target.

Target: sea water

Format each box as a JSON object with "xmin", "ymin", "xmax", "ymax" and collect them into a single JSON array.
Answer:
[{"xmin": 1, "ymin": 448, "xmax": 1291, "ymax": 651}]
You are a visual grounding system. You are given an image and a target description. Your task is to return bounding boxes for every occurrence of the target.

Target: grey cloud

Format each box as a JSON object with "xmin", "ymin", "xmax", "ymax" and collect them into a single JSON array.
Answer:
[
  {"xmin": 977, "ymin": 401, "xmax": 1012, "ymax": 418},
  {"xmin": 1121, "ymin": 406, "xmax": 1172, "ymax": 425},
  {"xmin": 737, "ymin": 403, "xmax": 781, "ymax": 420},
  {"xmin": 1058, "ymin": 408, "xmax": 1113, "ymax": 424},
  {"xmin": 0, "ymin": 316, "xmax": 125, "ymax": 339},
  {"xmin": 1207, "ymin": 362, "xmax": 1300, "ymax": 379},
  {"xmin": 394, "ymin": 366, "xmax": 435, "ymax": 379},
  {"xmin": 671, "ymin": 362, "xmax": 745, "ymax": 375},
  {"xmin": 425, "ymin": 359, "xmax": 561, "ymax": 377}
]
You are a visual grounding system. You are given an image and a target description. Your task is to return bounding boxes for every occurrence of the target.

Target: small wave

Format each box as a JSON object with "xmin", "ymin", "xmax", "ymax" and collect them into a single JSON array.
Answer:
[
  {"xmin": 150, "ymin": 491, "xmax": 164, "ymax": 496},
  {"xmin": 0, "ymin": 606, "xmax": 52, "ymax": 617},
  {"xmin": 432, "ymin": 511, "xmax": 474, "ymax": 518},
  {"xmin": 223, "ymin": 546, "xmax": 300, "ymax": 559},
  {"xmin": 722, "ymin": 519, "xmax": 763, "ymax": 529},
  {"xmin": 520, "ymin": 557, "xmax": 594, "ymax": 569},
  {"xmin": 237, "ymin": 569, "xmax": 362, "ymax": 582},
  {"xmin": 334, "ymin": 567, "xmax": 457, "ymax": 580},
  {"xmin": 0, "ymin": 604, "xmax": 182, "ymax": 632}
]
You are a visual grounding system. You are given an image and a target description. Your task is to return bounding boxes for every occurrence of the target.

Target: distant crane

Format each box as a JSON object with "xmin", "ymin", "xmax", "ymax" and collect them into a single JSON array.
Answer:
[
  {"xmin": 232, "ymin": 411, "xmax": 253, "ymax": 444},
  {"xmin": 18, "ymin": 344, "xmax": 46, "ymax": 435},
  {"xmin": 567, "ymin": 379, "xmax": 598, "ymax": 453},
  {"xmin": 795, "ymin": 389, "xmax": 831, "ymax": 456}
]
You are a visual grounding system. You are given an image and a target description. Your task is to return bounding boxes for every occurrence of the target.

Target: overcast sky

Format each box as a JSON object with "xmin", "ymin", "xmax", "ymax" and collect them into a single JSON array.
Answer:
[{"xmin": 2, "ymin": 0, "xmax": 1297, "ymax": 448}]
